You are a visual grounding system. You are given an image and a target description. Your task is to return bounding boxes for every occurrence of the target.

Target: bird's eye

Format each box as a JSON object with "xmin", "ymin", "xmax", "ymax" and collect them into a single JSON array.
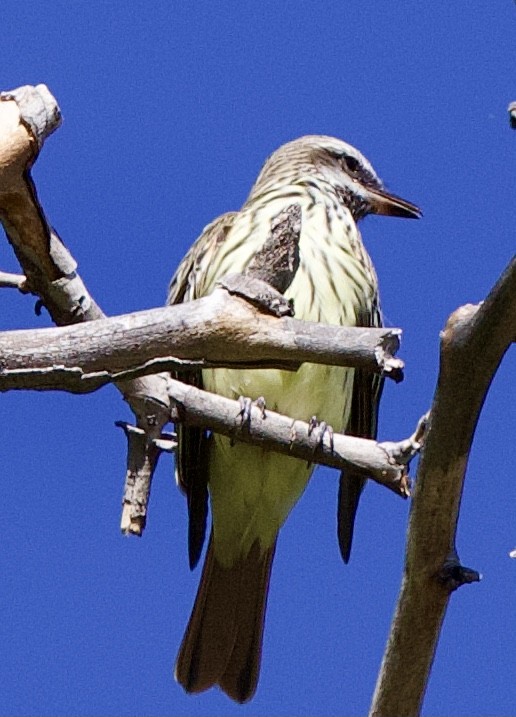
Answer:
[{"xmin": 343, "ymin": 155, "xmax": 360, "ymax": 173}]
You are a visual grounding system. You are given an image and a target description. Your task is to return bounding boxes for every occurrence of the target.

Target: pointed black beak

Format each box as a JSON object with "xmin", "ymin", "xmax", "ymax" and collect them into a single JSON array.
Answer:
[{"xmin": 367, "ymin": 187, "xmax": 422, "ymax": 219}]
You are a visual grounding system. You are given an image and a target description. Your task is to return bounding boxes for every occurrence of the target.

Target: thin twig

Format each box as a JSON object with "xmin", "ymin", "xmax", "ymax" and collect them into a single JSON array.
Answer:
[{"xmin": 0, "ymin": 270, "xmax": 27, "ymax": 290}]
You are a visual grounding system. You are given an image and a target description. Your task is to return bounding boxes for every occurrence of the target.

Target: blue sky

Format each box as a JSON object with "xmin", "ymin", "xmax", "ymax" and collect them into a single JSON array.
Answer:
[{"xmin": 0, "ymin": 2, "xmax": 514, "ymax": 715}]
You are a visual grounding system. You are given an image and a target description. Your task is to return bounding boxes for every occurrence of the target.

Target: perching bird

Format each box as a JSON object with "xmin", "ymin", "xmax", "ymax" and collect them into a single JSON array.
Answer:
[{"xmin": 167, "ymin": 135, "xmax": 420, "ymax": 702}]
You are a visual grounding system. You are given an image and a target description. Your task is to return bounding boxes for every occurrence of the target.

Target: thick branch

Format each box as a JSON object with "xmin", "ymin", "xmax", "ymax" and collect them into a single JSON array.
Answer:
[
  {"xmin": 0, "ymin": 291, "xmax": 403, "ymax": 392},
  {"xmin": 168, "ymin": 377, "xmax": 418, "ymax": 495},
  {"xmin": 370, "ymin": 257, "xmax": 516, "ymax": 717}
]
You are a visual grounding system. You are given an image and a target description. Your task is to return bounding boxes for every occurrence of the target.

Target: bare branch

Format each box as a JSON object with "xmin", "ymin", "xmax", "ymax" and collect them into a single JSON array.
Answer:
[
  {"xmin": 0, "ymin": 290, "xmax": 403, "ymax": 392},
  {"xmin": 370, "ymin": 257, "xmax": 516, "ymax": 717},
  {"xmin": 116, "ymin": 422, "xmax": 168, "ymax": 535},
  {"xmin": 0, "ymin": 85, "xmax": 170, "ymax": 535},
  {"xmin": 168, "ymin": 377, "xmax": 416, "ymax": 496},
  {"xmin": 0, "ymin": 85, "xmax": 101, "ymax": 323},
  {"xmin": 0, "ymin": 270, "xmax": 26, "ymax": 290}
]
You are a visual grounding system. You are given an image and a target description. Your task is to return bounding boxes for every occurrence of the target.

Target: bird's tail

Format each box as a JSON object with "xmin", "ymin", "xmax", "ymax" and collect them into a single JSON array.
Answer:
[{"xmin": 175, "ymin": 534, "xmax": 276, "ymax": 703}]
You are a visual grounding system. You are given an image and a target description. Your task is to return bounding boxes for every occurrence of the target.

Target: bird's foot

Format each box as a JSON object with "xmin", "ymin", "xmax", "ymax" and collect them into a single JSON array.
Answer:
[
  {"xmin": 307, "ymin": 416, "xmax": 334, "ymax": 466},
  {"xmin": 232, "ymin": 396, "xmax": 267, "ymax": 445},
  {"xmin": 237, "ymin": 395, "xmax": 253, "ymax": 427}
]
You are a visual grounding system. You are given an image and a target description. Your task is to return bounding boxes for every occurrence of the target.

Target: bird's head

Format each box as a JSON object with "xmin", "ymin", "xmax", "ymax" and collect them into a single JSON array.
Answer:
[{"xmin": 253, "ymin": 135, "xmax": 421, "ymax": 221}]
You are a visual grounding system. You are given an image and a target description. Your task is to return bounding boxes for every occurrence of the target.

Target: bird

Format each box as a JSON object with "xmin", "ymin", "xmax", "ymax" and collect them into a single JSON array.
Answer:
[{"xmin": 167, "ymin": 135, "xmax": 420, "ymax": 703}]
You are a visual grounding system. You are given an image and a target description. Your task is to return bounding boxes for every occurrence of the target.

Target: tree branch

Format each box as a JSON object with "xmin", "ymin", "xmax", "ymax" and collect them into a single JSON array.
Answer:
[
  {"xmin": 168, "ymin": 377, "xmax": 421, "ymax": 496},
  {"xmin": 0, "ymin": 85, "xmax": 170, "ymax": 536},
  {"xmin": 370, "ymin": 257, "xmax": 516, "ymax": 717},
  {"xmin": 0, "ymin": 270, "xmax": 26, "ymax": 289},
  {"xmin": 0, "ymin": 292, "xmax": 403, "ymax": 392}
]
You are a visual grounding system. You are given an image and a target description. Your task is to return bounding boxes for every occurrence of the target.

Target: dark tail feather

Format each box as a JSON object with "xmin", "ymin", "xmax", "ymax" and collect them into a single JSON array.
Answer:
[
  {"xmin": 185, "ymin": 429, "xmax": 210, "ymax": 570},
  {"xmin": 337, "ymin": 473, "xmax": 366, "ymax": 563},
  {"xmin": 175, "ymin": 535, "xmax": 276, "ymax": 703}
]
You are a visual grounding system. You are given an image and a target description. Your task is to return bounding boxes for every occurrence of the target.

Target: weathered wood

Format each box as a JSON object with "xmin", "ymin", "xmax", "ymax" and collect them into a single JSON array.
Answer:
[
  {"xmin": 0, "ymin": 85, "xmax": 170, "ymax": 536},
  {"xmin": 0, "ymin": 290, "xmax": 403, "ymax": 392},
  {"xmin": 370, "ymin": 257, "xmax": 516, "ymax": 717},
  {"xmin": 168, "ymin": 377, "xmax": 417, "ymax": 495}
]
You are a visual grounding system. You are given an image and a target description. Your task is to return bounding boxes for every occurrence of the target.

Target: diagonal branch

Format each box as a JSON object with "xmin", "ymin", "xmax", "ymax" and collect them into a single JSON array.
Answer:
[
  {"xmin": 168, "ymin": 377, "xmax": 419, "ymax": 496},
  {"xmin": 369, "ymin": 256, "xmax": 516, "ymax": 717},
  {"xmin": 0, "ymin": 85, "xmax": 170, "ymax": 536}
]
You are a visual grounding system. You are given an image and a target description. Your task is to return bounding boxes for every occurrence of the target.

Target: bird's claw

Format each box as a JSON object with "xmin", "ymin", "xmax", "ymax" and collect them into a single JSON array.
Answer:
[
  {"xmin": 238, "ymin": 396, "xmax": 253, "ymax": 426},
  {"xmin": 307, "ymin": 416, "xmax": 334, "ymax": 465},
  {"xmin": 235, "ymin": 396, "xmax": 267, "ymax": 439},
  {"xmin": 253, "ymin": 396, "xmax": 267, "ymax": 419}
]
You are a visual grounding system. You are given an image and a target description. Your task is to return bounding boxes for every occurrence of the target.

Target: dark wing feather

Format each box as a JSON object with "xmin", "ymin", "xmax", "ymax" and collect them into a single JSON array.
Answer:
[
  {"xmin": 167, "ymin": 213, "xmax": 237, "ymax": 569},
  {"xmin": 338, "ymin": 296, "xmax": 384, "ymax": 563}
]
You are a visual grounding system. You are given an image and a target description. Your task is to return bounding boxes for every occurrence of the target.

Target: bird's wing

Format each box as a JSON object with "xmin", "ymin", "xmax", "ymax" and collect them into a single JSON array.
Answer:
[
  {"xmin": 168, "ymin": 212, "xmax": 238, "ymax": 569},
  {"xmin": 167, "ymin": 211, "xmax": 238, "ymax": 305},
  {"xmin": 337, "ymin": 295, "xmax": 384, "ymax": 563}
]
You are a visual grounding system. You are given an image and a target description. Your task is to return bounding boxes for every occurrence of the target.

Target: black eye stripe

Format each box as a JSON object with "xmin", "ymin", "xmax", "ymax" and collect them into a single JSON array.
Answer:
[
  {"xmin": 342, "ymin": 155, "xmax": 360, "ymax": 172},
  {"xmin": 336, "ymin": 154, "xmax": 381, "ymax": 190}
]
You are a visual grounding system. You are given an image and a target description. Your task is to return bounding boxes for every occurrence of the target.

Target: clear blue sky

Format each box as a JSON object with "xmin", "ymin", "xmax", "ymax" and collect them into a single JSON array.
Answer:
[{"xmin": 0, "ymin": 2, "xmax": 514, "ymax": 715}]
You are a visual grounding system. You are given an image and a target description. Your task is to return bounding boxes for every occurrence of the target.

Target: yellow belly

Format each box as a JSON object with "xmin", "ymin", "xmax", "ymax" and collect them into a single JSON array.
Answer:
[{"xmin": 203, "ymin": 362, "xmax": 354, "ymax": 565}]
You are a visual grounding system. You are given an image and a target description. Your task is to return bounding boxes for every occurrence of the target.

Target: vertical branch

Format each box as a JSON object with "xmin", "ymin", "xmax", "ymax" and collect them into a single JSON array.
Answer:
[{"xmin": 369, "ymin": 259, "xmax": 516, "ymax": 717}]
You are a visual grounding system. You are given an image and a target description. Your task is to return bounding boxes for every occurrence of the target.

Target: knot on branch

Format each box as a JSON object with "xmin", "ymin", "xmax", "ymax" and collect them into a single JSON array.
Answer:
[
  {"xmin": 436, "ymin": 551, "xmax": 481, "ymax": 592},
  {"xmin": 440, "ymin": 303, "xmax": 479, "ymax": 348},
  {"xmin": 378, "ymin": 412, "xmax": 428, "ymax": 484},
  {"xmin": 218, "ymin": 273, "xmax": 294, "ymax": 317}
]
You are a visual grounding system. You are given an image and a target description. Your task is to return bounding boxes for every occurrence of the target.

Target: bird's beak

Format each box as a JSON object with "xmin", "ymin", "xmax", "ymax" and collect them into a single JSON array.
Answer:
[{"xmin": 367, "ymin": 187, "xmax": 422, "ymax": 219}]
